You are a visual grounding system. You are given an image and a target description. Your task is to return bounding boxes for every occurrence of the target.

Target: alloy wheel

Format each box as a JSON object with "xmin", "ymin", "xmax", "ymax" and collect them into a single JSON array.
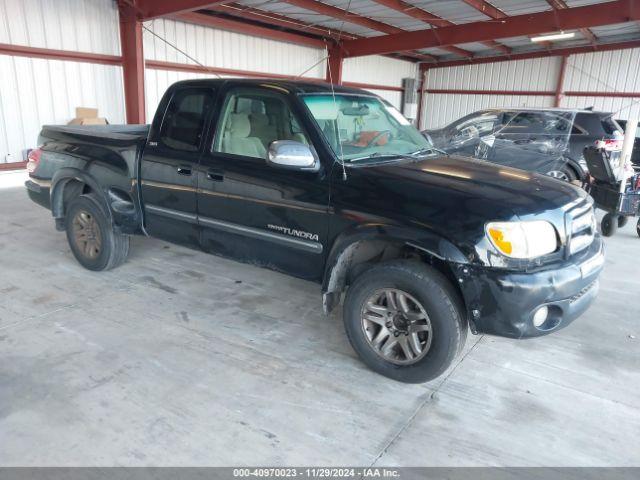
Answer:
[
  {"xmin": 72, "ymin": 210, "xmax": 102, "ymax": 260},
  {"xmin": 360, "ymin": 289, "xmax": 432, "ymax": 365}
]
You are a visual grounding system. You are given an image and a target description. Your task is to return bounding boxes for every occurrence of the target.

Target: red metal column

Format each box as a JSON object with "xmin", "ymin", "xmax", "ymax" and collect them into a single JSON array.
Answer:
[
  {"xmin": 416, "ymin": 64, "xmax": 428, "ymax": 130},
  {"xmin": 554, "ymin": 55, "xmax": 568, "ymax": 107},
  {"xmin": 119, "ymin": 1, "xmax": 145, "ymax": 124},
  {"xmin": 326, "ymin": 46, "xmax": 343, "ymax": 84}
]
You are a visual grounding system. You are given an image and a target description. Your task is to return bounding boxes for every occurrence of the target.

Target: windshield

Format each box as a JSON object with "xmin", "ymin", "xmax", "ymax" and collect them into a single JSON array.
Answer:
[{"xmin": 301, "ymin": 94, "xmax": 432, "ymax": 162}]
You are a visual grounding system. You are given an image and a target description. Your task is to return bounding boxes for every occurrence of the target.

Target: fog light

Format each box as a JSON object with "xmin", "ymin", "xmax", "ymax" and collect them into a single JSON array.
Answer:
[{"xmin": 532, "ymin": 306, "xmax": 549, "ymax": 328}]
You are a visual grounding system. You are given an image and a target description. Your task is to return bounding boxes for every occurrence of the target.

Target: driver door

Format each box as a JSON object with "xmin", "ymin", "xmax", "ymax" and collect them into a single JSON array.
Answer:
[{"xmin": 196, "ymin": 85, "xmax": 331, "ymax": 280}]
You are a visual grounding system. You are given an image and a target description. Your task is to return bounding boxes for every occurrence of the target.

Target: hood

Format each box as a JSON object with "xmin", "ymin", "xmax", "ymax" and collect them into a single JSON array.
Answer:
[{"xmin": 341, "ymin": 155, "xmax": 586, "ymax": 246}]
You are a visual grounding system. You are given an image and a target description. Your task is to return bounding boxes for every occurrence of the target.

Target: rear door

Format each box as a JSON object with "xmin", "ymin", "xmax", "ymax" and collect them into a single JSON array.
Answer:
[
  {"xmin": 196, "ymin": 85, "xmax": 330, "ymax": 280},
  {"xmin": 140, "ymin": 86, "xmax": 215, "ymax": 246}
]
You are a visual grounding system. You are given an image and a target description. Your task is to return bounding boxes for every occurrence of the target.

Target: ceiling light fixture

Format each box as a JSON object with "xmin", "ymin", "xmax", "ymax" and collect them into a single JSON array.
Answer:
[{"xmin": 530, "ymin": 31, "xmax": 576, "ymax": 42}]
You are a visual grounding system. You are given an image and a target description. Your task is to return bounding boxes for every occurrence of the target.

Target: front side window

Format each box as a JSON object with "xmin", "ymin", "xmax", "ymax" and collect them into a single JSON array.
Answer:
[
  {"xmin": 159, "ymin": 88, "xmax": 214, "ymax": 152},
  {"xmin": 214, "ymin": 89, "xmax": 311, "ymax": 159},
  {"xmin": 497, "ymin": 111, "xmax": 574, "ymax": 135},
  {"xmin": 301, "ymin": 94, "xmax": 431, "ymax": 162}
]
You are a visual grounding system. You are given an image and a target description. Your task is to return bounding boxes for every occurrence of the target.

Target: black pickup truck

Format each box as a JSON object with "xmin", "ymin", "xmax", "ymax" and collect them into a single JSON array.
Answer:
[{"xmin": 26, "ymin": 79, "xmax": 605, "ymax": 383}]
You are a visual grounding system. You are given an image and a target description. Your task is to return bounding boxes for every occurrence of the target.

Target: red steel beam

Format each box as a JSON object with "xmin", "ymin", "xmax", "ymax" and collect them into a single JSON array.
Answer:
[
  {"xmin": 373, "ymin": 0, "xmax": 510, "ymax": 54},
  {"xmin": 424, "ymin": 39, "xmax": 640, "ymax": 69},
  {"xmin": 423, "ymin": 87, "xmax": 640, "ymax": 98},
  {"xmin": 119, "ymin": 1, "xmax": 146, "ymax": 124},
  {"xmin": 554, "ymin": 54, "xmax": 568, "ymax": 107},
  {"xmin": 204, "ymin": 3, "xmax": 437, "ymax": 61},
  {"xmin": 0, "ymin": 42, "xmax": 121, "ymax": 65},
  {"xmin": 426, "ymin": 88, "xmax": 554, "ymax": 96},
  {"xmin": 546, "ymin": 0, "xmax": 598, "ymax": 45},
  {"xmin": 138, "ymin": 0, "xmax": 233, "ymax": 20},
  {"xmin": 342, "ymin": 0, "xmax": 640, "ymax": 57},
  {"xmin": 326, "ymin": 46, "xmax": 343, "ymax": 84},
  {"xmin": 173, "ymin": 11, "xmax": 328, "ymax": 48},
  {"xmin": 281, "ymin": 0, "xmax": 473, "ymax": 58},
  {"xmin": 461, "ymin": 0, "xmax": 558, "ymax": 48}
]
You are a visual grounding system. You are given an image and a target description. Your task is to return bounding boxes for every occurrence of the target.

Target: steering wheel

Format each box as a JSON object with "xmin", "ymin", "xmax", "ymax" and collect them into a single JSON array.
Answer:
[{"xmin": 365, "ymin": 130, "xmax": 392, "ymax": 148}]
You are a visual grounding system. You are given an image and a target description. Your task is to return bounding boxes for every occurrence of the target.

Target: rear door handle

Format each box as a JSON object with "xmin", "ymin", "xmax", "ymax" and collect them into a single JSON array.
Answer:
[
  {"xmin": 177, "ymin": 165, "xmax": 192, "ymax": 176},
  {"xmin": 207, "ymin": 169, "xmax": 224, "ymax": 182}
]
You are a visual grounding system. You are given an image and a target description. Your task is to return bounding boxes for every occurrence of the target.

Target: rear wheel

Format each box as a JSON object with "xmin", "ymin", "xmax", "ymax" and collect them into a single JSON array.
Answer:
[
  {"xmin": 65, "ymin": 195, "xmax": 129, "ymax": 271},
  {"xmin": 343, "ymin": 260, "xmax": 467, "ymax": 383},
  {"xmin": 601, "ymin": 213, "xmax": 618, "ymax": 237}
]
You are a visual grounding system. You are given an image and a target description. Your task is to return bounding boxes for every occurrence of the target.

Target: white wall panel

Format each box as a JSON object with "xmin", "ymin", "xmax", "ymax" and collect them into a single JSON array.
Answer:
[
  {"xmin": 422, "ymin": 93, "xmax": 555, "ymax": 129},
  {"xmin": 145, "ymin": 69, "xmax": 222, "ymax": 121},
  {"xmin": 561, "ymin": 48, "xmax": 640, "ymax": 121},
  {"xmin": 362, "ymin": 89, "xmax": 403, "ymax": 109},
  {"xmin": 0, "ymin": 0, "xmax": 120, "ymax": 55},
  {"xmin": 143, "ymin": 18, "xmax": 327, "ymax": 78},
  {"xmin": 426, "ymin": 57, "xmax": 561, "ymax": 92},
  {"xmin": 0, "ymin": 55, "xmax": 125, "ymax": 162},
  {"xmin": 343, "ymin": 55, "xmax": 418, "ymax": 87}
]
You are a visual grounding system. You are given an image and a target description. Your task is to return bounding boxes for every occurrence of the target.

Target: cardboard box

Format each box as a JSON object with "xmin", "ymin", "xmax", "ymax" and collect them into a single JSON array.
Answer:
[{"xmin": 68, "ymin": 107, "xmax": 108, "ymax": 125}]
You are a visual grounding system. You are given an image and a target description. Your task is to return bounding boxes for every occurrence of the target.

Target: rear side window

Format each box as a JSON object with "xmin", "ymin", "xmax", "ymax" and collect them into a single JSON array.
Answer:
[
  {"xmin": 159, "ymin": 88, "xmax": 214, "ymax": 152},
  {"xmin": 601, "ymin": 117, "xmax": 621, "ymax": 135}
]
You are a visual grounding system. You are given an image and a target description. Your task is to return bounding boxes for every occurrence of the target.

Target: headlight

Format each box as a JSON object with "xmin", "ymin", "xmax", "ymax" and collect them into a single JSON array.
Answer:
[{"xmin": 486, "ymin": 221, "xmax": 558, "ymax": 259}]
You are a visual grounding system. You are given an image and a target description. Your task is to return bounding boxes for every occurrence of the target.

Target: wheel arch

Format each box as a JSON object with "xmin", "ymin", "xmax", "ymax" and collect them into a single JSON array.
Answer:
[
  {"xmin": 51, "ymin": 168, "xmax": 139, "ymax": 233},
  {"xmin": 321, "ymin": 225, "xmax": 470, "ymax": 314}
]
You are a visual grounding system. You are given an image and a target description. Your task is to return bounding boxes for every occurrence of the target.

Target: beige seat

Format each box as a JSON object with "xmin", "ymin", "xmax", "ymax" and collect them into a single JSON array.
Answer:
[
  {"xmin": 250, "ymin": 112, "xmax": 277, "ymax": 148},
  {"xmin": 222, "ymin": 113, "xmax": 267, "ymax": 159}
]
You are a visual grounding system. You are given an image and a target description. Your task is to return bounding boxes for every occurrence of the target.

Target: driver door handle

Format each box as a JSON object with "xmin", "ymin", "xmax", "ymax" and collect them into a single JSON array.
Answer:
[
  {"xmin": 207, "ymin": 169, "xmax": 224, "ymax": 182},
  {"xmin": 177, "ymin": 165, "xmax": 192, "ymax": 176}
]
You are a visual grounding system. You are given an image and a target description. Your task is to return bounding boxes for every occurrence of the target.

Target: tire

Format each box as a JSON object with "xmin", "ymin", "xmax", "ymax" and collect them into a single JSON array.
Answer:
[
  {"xmin": 636, "ymin": 218, "xmax": 640, "ymax": 238},
  {"xmin": 601, "ymin": 213, "xmax": 618, "ymax": 237},
  {"xmin": 618, "ymin": 216, "xmax": 629, "ymax": 228},
  {"xmin": 343, "ymin": 260, "xmax": 467, "ymax": 383},
  {"xmin": 65, "ymin": 194, "xmax": 129, "ymax": 271},
  {"xmin": 546, "ymin": 166, "xmax": 577, "ymax": 183}
]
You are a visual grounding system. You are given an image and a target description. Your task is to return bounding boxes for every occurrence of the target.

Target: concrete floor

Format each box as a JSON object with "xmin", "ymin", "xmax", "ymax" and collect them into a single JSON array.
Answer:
[{"xmin": 1, "ymin": 180, "xmax": 639, "ymax": 467}]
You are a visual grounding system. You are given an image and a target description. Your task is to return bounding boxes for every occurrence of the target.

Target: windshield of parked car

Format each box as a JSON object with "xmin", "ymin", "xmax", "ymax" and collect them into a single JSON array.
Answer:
[{"xmin": 301, "ymin": 94, "xmax": 433, "ymax": 162}]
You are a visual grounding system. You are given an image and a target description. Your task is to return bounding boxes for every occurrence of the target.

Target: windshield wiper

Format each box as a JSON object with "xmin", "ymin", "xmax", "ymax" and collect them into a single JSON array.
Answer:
[
  {"xmin": 408, "ymin": 147, "xmax": 447, "ymax": 157},
  {"xmin": 347, "ymin": 153, "xmax": 404, "ymax": 163}
]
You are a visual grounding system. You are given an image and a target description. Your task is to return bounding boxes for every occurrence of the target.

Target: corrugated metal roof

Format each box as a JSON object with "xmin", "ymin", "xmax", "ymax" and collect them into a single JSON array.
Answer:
[{"xmin": 232, "ymin": 1, "xmax": 640, "ymax": 62}]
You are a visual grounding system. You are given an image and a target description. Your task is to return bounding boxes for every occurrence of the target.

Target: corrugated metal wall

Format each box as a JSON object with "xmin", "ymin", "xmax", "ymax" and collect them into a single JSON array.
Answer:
[
  {"xmin": 421, "ymin": 48, "xmax": 640, "ymax": 129},
  {"xmin": 563, "ymin": 48, "xmax": 640, "ymax": 120},
  {"xmin": 142, "ymin": 17, "xmax": 328, "ymax": 120},
  {"xmin": 0, "ymin": 0, "xmax": 124, "ymax": 163},
  {"xmin": 343, "ymin": 55, "xmax": 419, "ymax": 108},
  {"xmin": 143, "ymin": 19, "xmax": 418, "ymax": 117},
  {"xmin": 422, "ymin": 57, "xmax": 560, "ymax": 129}
]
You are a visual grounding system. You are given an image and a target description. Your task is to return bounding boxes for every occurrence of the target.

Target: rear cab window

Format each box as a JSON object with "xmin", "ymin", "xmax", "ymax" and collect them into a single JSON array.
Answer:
[{"xmin": 158, "ymin": 87, "xmax": 215, "ymax": 152}]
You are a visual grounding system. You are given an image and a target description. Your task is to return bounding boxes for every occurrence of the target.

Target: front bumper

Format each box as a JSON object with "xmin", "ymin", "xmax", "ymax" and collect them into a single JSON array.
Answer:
[{"xmin": 458, "ymin": 235, "xmax": 605, "ymax": 339}]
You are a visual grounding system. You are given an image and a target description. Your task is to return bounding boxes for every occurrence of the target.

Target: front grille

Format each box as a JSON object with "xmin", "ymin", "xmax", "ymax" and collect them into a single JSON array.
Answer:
[
  {"xmin": 568, "ymin": 201, "xmax": 596, "ymax": 256},
  {"xmin": 569, "ymin": 280, "xmax": 596, "ymax": 303}
]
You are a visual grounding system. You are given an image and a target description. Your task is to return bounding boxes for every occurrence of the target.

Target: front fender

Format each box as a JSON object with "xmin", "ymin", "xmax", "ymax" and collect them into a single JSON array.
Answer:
[{"xmin": 322, "ymin": 223, "xmax": 469, "ymax": 296}]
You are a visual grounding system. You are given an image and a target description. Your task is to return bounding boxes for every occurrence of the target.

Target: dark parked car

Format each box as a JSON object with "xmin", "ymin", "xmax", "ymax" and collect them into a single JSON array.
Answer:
[
  {"xmin": 615, "ymin": 119, "xmax": 640, "ymax": 167},
  {"xmin": 423, "ymin": 108, "xmax": 622, "ymax": 182},
  {"xmin": 26, "ymin": 79, "xmax": 604, "ymax": 383}
]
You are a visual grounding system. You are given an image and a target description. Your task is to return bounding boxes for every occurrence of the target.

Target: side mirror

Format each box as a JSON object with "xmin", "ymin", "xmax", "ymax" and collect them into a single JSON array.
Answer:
[{"xmin": 267, "ymin": 140, "xmax": 319, "ymax": 171}]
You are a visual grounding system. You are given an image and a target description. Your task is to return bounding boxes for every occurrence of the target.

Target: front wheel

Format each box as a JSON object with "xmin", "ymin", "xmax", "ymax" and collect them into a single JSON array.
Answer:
[
  {"xmin": 343, "ymin": 260, "xmax": 467, "ymax": 383},
  {"xmin": 65, "ymin": 194, "xmax": 130, "ymax": 271},
  {"xmin": 636, "ymin": 218, "xmax": 640, "ymax": 238},
  {"xmin": 601, "ymin": 213, "xmax": 618, "ymax": 237},
  {"xmin": 546, "ymin": 166, "xmax": 576, "ymax": 183}
]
